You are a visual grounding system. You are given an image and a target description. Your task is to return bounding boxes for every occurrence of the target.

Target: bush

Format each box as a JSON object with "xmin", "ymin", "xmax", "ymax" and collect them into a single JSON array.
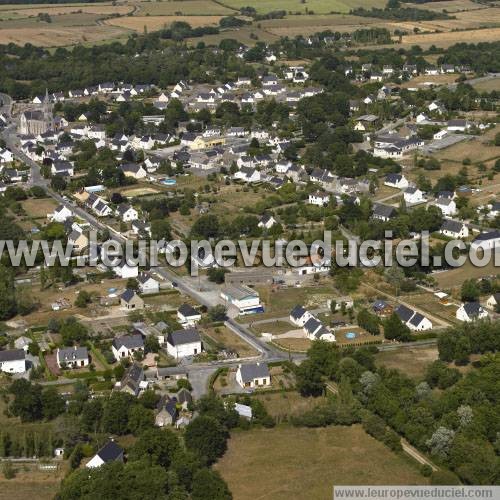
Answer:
[
  {"xmin": 420, "ymin": 464, "xmax": 433, "ymax": 477},
  {"xmin": 2, "ymin": 461, "xmax": 16, "ymax": 479}
]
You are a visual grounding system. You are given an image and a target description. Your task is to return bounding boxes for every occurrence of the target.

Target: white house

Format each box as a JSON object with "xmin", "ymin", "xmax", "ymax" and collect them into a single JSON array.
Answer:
[
  {"xmin": 407, "ymin": 312, "xmax": 433, "ymax": 331},
  {"xmin": 114, "ymin": 262, "xmax": 139, "ymax": 279},
  {"xmin": 116, "ymin": 204, "xmax": 139, "ymax": 222},
  {"xmin": 384, "ymin": 173, "xmax": 409, "ymax": 189},
  {"xmin": 403, "ymin": 187, "xmax": 425, "ymax": 204},
  {"xmin": 258, "ymin": 213, "xmax": 277, "ymax": 230},
  {"xmin": 234, "ymin": 167, "xmax": 261, "ymax": 183},
  {"xmin": 220, "ymin": 285, "xmax": 263, "ymax": 315},
  {"xmin": 166, "ymin": 328, "xmax": 202, "ymax": 359},
  {"xmin": 372, "ymin": 204, "xmax": 396, "ymax": 222},
  {"xmin": 456, "ymin": 302, "xmax": 489, "ymax": 322},
  {"xmin": 303, "ymin": 317, "xmax": 336, "ymax": 342},
  {"xmin": 435, "ymin": 197, "xmax": 457, "ymax": 216},
  {"xmin": 132, "ymin": 220, "xmax": 151, "ymax": 237},
  {"xmin": 289, "ymin": 305, "xmax": 312, "ymax": 327},
  {"xmin": 395, "ymin": 305, "xmax": 433, "ymax": 331},
  {"xmin": 177, "ymin": 303, "xmax": 202, "ymax": 328},
  {"xmin": 275, "ymin": 160, "xmax": 292, "ymax": 174},
  {"xmin": 416, "ymin": 113, "xmax": 429, "ymax": 124},
  {"xmin": 49, "ymin": 204, "xmax": 73, "ymax": 223},
  {"xmin": 470, "ymin": 230, "xmax": 500, "ymax": 252},
  {"xmin": 236, "ymin": 362, "xmax": 271, "ymax": 389},
  {"xmin": 120, "ymin": 163, "xmax": 147, "ymax": 180},
  {"xmin": 447, "ymin": 119, "xmax": 471, "ymax": 132},
  {"xmin": 433, "ymin": 129, "xmax": 448, "ymax": 140},
  {"xmin": 0, "ymin": 349, "xmax": 26, "ymax": 374},
  {"xmin": 86, "ymin": 441, "xmax": 124, "ymax": 469},
  {"xmin": 137, "ymin": 272, "xmax": 159, "ymax": 294},
  {"xmin": 308, "ymin": 191, "xmax": 330, "ymax": 206},
  {"xmin": 440, "ymin": 219, "xmax": 469, "ymax": 239},
  {"xmin": 112, "ymin": 334, "xmax": 144, "ymax": 361},
  {"xmin": 57, "ymin": 346, "xmax": 89, "ymax": 368},
  {"xmin": 486, "ymin": 293, "xmax": 500, "ymax": 310}
]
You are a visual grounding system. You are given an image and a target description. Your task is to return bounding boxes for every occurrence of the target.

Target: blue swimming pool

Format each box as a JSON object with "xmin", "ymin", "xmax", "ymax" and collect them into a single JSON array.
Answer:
[
  {"xmin": 345, "ymin": 332, "xmax": 357, "ymax": 340},
  {"xmin": 162, "ymin": 178, "xmax": 177, "ymax": 186}
]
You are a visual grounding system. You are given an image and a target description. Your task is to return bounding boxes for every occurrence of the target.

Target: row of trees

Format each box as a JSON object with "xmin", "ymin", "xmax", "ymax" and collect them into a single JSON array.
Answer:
[{"xmin": 293, "ymin": 338, "xmax": 500, "ymax": 485}]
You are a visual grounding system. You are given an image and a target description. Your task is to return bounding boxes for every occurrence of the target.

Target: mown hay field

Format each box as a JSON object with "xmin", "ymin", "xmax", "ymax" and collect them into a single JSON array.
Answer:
[
  {"xmin": 215, "ymin": 425, "xmax": 427, "ymax": 500},
  {"xmin": 105, "ymin": 14, "xmax": 224, "ymax": 31},
  {"xmin": 136, "ymin": 0, "xmax": 236, "ymax": 16}
]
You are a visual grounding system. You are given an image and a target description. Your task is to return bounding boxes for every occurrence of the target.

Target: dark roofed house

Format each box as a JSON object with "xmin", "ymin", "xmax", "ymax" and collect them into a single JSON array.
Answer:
[
  {"xmin": 120, "ymin": 289, "xmax": 144, "ymax": 310},
  {"xmin": 177, "ymin": 388, "xmax": 193, "ymax": 409},
  {"xmin": 456, "ymin": 302, "xmax": 489, "ymax": 322},
  {"xmin": 440, "ymin": 219, "xmax": 468, "ymax": 239},
  {"xmin": 177, "ymin": 303, "xmax": 201, "ymax": 327},
  {"xmin": 112, "ymin": 334, "xmax": 144, "ymax": 360},
  {"xmin": 290, "ymin": 305, "xmax": 308, "ymax": 324},
  {"xmin": 166, "ymin": 329, "xmax": 202, "ymax": 359},
  {"xmin": 0, "ymin": 349, "xmax": 26, "ymax": 373},
  {"xmin": 236, "ymin": 362, "xmax": 271, "ymax": 388},
  {"xmin": 57, "ymin": 346, "xmax": 89, "ymax": 369},
  {"xmin": 86, "ymin": 440, "xmax": 124, "ymax": 468},
  {"xmin": 155, "ymin": 395, "xmax": 179, "ymax": 427},
  {"xmin": 394, "ymin": 304, "xmax": 414, "ymax": 323},
  {"xmin": 119, "ymin": 363, "xmax": 145, "ymax": 396},
  {"xmin": 373, "ymin": 204, "xmax": 396, "ymax": 222}
]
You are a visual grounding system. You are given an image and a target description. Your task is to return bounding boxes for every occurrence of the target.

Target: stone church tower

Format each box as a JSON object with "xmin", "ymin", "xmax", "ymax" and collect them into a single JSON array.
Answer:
[{"xmin": 18, "ymin": 88, "xmax": 54, "ymax": 135}]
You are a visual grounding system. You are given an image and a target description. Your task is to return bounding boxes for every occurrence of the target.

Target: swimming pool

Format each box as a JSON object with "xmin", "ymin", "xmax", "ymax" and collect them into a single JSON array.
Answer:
[
  {"xmin": 345, "ymin": 332, "xmax": 357, "ymax": 340},
  {"xmin": 162, "ymin": 178, "xmax": 176, "ymax": 186}
]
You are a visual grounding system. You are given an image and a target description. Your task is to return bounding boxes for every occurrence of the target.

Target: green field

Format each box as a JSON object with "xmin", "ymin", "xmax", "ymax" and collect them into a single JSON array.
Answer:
[{"xmin": 220, "ymin": 0, "xmax": 386, "ymax": 14}]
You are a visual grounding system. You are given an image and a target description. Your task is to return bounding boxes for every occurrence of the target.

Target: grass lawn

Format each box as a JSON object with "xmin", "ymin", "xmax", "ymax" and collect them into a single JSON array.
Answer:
[
  {"xmin": 472, "ymin": 78, "xmax": 500, "ymax": 93},
  {"xmin": 202, "ymin": 325, "xmax": 258, "ymax": 357},
  {"xmin": 253, "ymin": 391, "xmax": 324, "ymax": 419},
  {"xmin": 215, "ymin": 425, "xmax": 427, "ymax": 499},
  {"xmin": 254, "ymin": 284, "xmax": 334, "ymax": 319},
  {"xmin": 251, "ymin": 320, "xmax": 293, "ymax": 335},
  {"xmin": 434, "ymin": 259, "xmax": 500, "ymax": 290},
  {"xmin": 402, "ymin": 291, "xmax": 459, "ymax": 326},
  {"xmin": 375, "ymin": 345, "xmax": 439, "ymax": 380},
  {"xmin": 21, "ymin": 198, "xmax": 58, "ymax": 219},
  {"xmin": 0, "ymin": 465, "xmax": 66, "ymax": 500},
  {"xmin": 272, "ymin": 337, "xmax": 311, "ymax": 352},
  {"xmin": 142, "ymin": 291, "xmax": 186, "ymax": 309},
  {"xmin": 434, "ymin": 126, "xmax": 500, "ymax": 165}
]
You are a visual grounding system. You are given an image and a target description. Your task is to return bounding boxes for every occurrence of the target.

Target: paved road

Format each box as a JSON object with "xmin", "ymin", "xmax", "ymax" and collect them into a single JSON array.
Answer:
[{"xmin": 152, "ymin": 265, "xmax": 301, "ymax": 397}]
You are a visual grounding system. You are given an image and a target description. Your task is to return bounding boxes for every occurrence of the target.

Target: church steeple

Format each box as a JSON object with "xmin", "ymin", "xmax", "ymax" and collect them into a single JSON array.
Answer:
[{"xmin": 42, "ymin": 88, "xmax": 53, "ymax": 131}]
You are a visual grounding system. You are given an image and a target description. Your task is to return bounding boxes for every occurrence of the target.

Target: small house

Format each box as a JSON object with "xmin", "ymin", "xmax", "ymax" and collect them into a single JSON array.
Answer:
[
  {"xmin": 177, "ymin": 304, "xmax": 201, "ymax": 328},
  {"xmin": 120, "ymin": 289, "xmax": 144, "ymax": 310},
  {"xmin": 456, "ymin": 302, "xmax": 489, "ymax": 322},
  {"xmin": 166, "ymin": 329, "xmax": 202, "ymax": 359},
  {"xmin": 236, "ymin": 362, "xmax": 271, "ymax": 389},
  {"xmin": 86, "ymin": 441, "xmax": 123, "ymax": 469}
]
